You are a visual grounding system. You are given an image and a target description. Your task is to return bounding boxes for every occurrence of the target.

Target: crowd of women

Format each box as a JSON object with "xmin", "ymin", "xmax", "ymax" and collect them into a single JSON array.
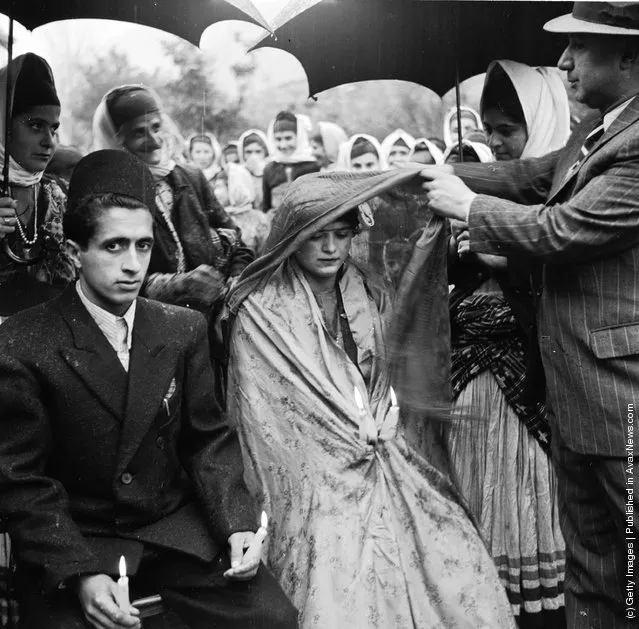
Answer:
[{"xmin": 0, "ymin": 49, "xmax": 574, "ymax": 629}]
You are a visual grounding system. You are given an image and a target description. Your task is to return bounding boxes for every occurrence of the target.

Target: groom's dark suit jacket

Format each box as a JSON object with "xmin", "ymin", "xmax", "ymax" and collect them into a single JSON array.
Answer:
[
  {"xmin": 0, "ymin": 287, "xmax": 255, "ymax": 592},
  {"xmin": 455, "ymin": 98, "xmax": 639, "ymax": 457}
]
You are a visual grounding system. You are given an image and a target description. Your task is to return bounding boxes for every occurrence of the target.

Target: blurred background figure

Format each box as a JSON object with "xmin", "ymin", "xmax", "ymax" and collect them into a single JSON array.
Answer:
[
  {"xmin": 224, "ymin": 163, "xmax": 271, "ymax": 255},
  {"xmin": 411, "ymin": 137, "xmax": 444, "ymax": 165},
  {"xmin": 263, "ymin": 110, "xmax": 319, "ymax": 212},
  {"xmin": 310, "ymin": 120, "xmax": 348, "ymax": 171},
  {"xmin": 446, "ymin": 59, "xmax": 570, "ymax": 628},
  {"xmin": 381, "ymin": 128, "xmax": 415, "ymax": 168},
  {"xmin": 443, "ymin": 139, "xmax": 493, "ymax": 163},
  {"xmin": 186, "ymin": 131, "xmax": 222, "ymax": 184},
  {"xmin": 336, "ymin": 134, "xmax": 387, "ymax": 171},
  {"xmin": 44, "ymin": 144, "xmax": 85, "ymax": 194},
  {"xmin": 220, "ymin": 140, "xmax": 240, "ymax": 166},
  {"xmin": 238, "ymin": 128, "xmax": 269, "ymax": 209},
  {"xmin": 443, "ymin": 104, "xmax": 482, "ymax": 147}
]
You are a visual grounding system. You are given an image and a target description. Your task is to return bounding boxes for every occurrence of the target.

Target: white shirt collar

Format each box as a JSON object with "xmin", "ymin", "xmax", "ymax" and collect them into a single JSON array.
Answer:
[
  {"xmin": 603, "ymin": 96, "xmax": 635, "ymax": 131},
  {"xmin": 75, "ymin": 280, "xmax": 136, "ymax": 350}
]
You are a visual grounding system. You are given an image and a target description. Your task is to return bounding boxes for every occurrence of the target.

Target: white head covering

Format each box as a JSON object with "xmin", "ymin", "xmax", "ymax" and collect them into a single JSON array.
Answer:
[
  {"xmin": 335, "ymin": 134, "xmax": 388, "ymax": 171},
  {"xmin": 226, "ymin": 163, "xmax": 256, "ymax": 210},
  {"xmin": 266, "ymin": 113, "xmax": 315, "ymax": 164},
  {"xmin": 481, "ymin": 60, "xmax": 571, "ymax": 159},
  {"xmin": 238, "ymin": 128, "xmax": 270, "ymax": 161},
  {"xmin": 443, "ymin": 105, "xmax": 482, "ymax": 147},
  {"xmin": 314, "ymin": 121, "xmax": 348, "ymax": 167},
  {"xmin": 443, "ymin": 139, "xmax": 494, "ymax": 164},
  {"xmin": 92, "ymin": 85, "xmax": 184, "ymax": 179},
  {"xmin": 185, "ymin": 131, "xmax": 221, "ymax": 181},
  {"xmin": 380, "ymin": 129, "xmax": 416, "ymax": 163},
  {"xmin": 411, "ymin": 137, "xmax": 445, "ymax": 165}
]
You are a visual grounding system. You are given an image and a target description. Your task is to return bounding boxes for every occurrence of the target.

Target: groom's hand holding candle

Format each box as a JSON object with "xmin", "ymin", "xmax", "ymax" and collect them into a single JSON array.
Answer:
[
  {"xmin": 76, "ymin": 574, "xmax": 140, "ymax": 629},
  {"xmin": 420, "ymin": 165, "xmax": 477, "ymax": 222},
  {"xmin": 224, "ymin": 512, "xmax": 268, "ymax": 581}
]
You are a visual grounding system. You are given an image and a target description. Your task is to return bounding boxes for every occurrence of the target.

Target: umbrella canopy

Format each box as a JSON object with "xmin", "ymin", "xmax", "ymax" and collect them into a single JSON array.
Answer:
[
  {"xmin": 254, "ymin": 0, "xmax": 572, "ymax": 97},
  {"xmin": 0, "ymin": 0, "xmax": 271, "ymax": 43}
]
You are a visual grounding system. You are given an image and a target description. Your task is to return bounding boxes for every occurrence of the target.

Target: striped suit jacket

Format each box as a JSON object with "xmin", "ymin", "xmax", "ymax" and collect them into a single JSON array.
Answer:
[{"xmin": 455, "ymin": 97, "xmax": 639, "ymax": 456}]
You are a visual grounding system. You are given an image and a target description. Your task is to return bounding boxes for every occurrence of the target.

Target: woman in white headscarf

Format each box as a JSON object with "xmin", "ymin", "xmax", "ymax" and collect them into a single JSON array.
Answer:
[
  {"xmin": 185, "ymin": 132, "xmax": 222, "ymax": 183},
  {"xmin": 446, "ymin": 60, "xmax": 570, "ymax": 628},
  {"xmin": 443, "ymin": 138, "xmax": 494, "ymax": 164},
  {"xmin": 443, "ymin": 105, "xmax": 482, "ymax": 148},
  {"xmin": 238, "ymin": 128, "xmax": 270, "ymax": 209},
  {"xmin": 224, "ymin": 163, "xmax": 271, "ymax": 255},
  {"xmin": 92, "ymin": 85, "xmax": 254, "ymax": 392},
  {"xmin": 335, "ymin": 134, "xmax": 388, "ymax": 172},
  {"xmin": 262, "ymin": 111, "xmax": 319, "ymax": 212},
  {"xmin": 309, "ymin": 121, "xmax": 348, "ymax": 171},
  {"xmin": 380, "ymin": 128, "xmax": 415, "ymax": 168},
  {"xmin": 411, "ymin": 137, "xmax": 445, "ymax": 165}
]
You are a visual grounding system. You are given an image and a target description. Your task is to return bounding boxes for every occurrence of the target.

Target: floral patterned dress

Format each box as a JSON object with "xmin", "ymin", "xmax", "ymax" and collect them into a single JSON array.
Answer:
[{"xmin": 227, "ymin": 258, "xmax": 516, "ymax": 629}]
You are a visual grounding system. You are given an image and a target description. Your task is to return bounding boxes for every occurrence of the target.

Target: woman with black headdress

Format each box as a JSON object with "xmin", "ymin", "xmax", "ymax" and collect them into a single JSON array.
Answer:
[{"xmin": 0, "ymin": 53, "xmax": 75, "ymax": 322}]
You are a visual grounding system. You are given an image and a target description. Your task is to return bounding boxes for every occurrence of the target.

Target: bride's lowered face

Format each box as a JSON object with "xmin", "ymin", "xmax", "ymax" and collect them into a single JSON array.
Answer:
[{"xmin": 294, "ymin": 219, "xmax": 354, "ymax": 286}]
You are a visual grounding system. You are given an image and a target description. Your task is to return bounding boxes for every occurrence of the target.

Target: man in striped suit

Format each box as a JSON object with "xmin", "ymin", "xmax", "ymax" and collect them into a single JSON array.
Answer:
[{"xmin": 421, "ymin": 3, "xmax": 639, "ymax": 628}]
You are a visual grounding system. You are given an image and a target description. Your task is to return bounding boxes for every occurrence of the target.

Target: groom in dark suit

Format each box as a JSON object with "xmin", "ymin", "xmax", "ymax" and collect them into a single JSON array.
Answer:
[
  {"xmin": 0, "ymin": 150, "xmax": 297, "ymax": 629},
  {"xmin": 421, "ymin": 3, "xmax": 639, "ymax": 628}
]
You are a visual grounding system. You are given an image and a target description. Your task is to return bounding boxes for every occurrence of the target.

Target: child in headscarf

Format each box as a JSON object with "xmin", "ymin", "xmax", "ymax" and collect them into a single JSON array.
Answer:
[
  {"xmin": 224, "ymin": 163, "xmax": 271, "ymax": 255},
  {"xmin": 381, "ymin": 129, "xmax": 415, "ymax": 168},
  {"xmin": 238, "ymin": 129, "xmax": 269, "ymax": 210},
  {"xmin": 446, "ymin": 59, "xmax": 570, "ymax": 627},
  {"xmin": 335, "ymin": 134, "xmax": 387, "ymax": 171},
  {"xmin": 262, "ymin": 111, "xmax": 319, "ymax": 212},
  {"xmin": 186, "ymin": 132, "xmax": 221, "ymax": 183},
  {"xmin": 410, "ymin": 137, "xmax": 445, "ymax": 165},
  {"xmin": 443, "ymin": 105, "xmax": 482, "ymax": 147},
  {"xmin": 220, "ymin": 141, "xmax": 240, "ymax": 167},
  {"xmin": 309, "ymin": 121, "xmax": 348, "ymax": 171}
]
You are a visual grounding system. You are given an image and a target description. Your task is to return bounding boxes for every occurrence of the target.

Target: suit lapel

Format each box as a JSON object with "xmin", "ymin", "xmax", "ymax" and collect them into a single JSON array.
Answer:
[
  {"xmin": 116, "ymin": 300, "xmax": 176, "ymax": 475},
  {"xmin": 550, "ymin": 98, "xmax": 639, "ymax": 201},
  {"xmin": 59, "ymin": 287, "xmax": 128, "ymax": 421}
]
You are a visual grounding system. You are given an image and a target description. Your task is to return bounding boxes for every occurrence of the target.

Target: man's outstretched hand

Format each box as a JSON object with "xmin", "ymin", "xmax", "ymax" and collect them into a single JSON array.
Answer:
[
  {"xmin": 421, "ymin": 165, "xmax": 477, "ymax": 222},
  {"xmin": 77, "ymin": 574, "xmax": 140, "ymax": 629}
]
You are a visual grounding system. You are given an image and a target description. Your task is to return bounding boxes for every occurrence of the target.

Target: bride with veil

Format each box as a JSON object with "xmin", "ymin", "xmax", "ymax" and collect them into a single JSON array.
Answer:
[{"xmin": 225, "ymin": 167, "xmax": 516, "ymax": 629}]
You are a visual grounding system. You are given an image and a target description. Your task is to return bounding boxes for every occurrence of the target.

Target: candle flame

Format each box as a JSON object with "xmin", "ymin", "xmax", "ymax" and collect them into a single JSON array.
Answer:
[
  {"xmin": 261, "ymin": 511, "xmax": 268, "ymax": 529},
  {"xmin": 354, "ymin": 387, "xmax": 365, "ymax": 412},
  {"xmin": 390, "ymin": 387, "xmax": 398, "ymax": 408},
  {"xmin": 119, "ymin": 555, "xmax": 126, "ymax": 579}
]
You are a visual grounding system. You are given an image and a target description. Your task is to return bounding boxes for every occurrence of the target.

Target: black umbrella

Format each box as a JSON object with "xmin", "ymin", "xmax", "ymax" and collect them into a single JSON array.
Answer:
[
  {"xmin": 0, "ymin": 0, "xmax": 270, "ymax": 264},
  {"xmin": 257, "ymin": 0, "xmax": 571, "ymax": 97}
]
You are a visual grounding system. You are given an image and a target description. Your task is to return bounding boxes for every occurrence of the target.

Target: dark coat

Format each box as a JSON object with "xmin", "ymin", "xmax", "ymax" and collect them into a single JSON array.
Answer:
[
  {"xmin": 455, "ymin": 100, "xmax": 639, "ymax": 456},
  {"xmin": 0, "ymin": 287, "xmax": 255, "ymax": 592},
  {"xmin": 262, "ymin": 161, "xmax": 319, "ymax": 212},
  {"xmin": 149, "ymin": 164, "xmax": 254, "ymax": 278}
]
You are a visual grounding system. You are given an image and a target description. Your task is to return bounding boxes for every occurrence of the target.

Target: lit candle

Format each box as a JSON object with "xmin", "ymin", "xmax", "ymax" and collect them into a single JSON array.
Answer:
[
  {"xmin": 243, "ymin": 511, "xmax": 269, "ymax": 564},
  {"xmin": 379, "ymin": 386, "xmax": 400, "ymax": 441},
  {"xmin": 115, "ymin": 555, "xmax": 130, "ymax": 609},
  {"xmin": 355, "ymin": 386, "xmax": 377, "ymax": 445}
]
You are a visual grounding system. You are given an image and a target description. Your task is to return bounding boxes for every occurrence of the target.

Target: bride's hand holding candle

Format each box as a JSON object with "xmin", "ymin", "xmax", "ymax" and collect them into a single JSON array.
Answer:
[{"xmin": 355, "ymin": 386, "xmax": 378, "ymax": 445}]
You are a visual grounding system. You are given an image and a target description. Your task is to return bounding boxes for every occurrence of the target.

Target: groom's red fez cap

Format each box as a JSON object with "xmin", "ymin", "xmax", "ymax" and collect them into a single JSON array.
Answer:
[{"xmin": 545, "ymin": 2, "xmax": 639, "ymax": 35}]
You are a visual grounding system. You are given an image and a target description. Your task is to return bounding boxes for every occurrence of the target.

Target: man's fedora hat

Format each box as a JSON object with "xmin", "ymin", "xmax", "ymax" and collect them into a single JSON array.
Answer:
[{"xmin": 545, "ymin": 2, "xmax": 639, "ymax": 35}]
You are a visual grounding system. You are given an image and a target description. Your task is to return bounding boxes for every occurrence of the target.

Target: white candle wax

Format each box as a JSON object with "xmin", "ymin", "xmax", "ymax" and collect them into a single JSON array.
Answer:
[{"xmin": 115, "ymin": 555, "xmax": 130, "ymax": 609}]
